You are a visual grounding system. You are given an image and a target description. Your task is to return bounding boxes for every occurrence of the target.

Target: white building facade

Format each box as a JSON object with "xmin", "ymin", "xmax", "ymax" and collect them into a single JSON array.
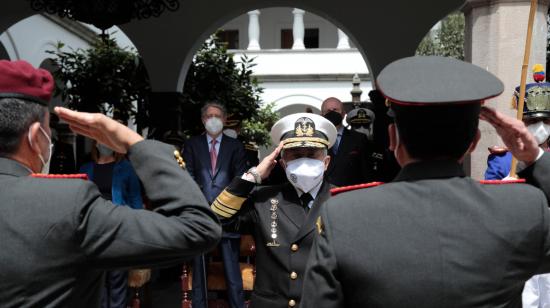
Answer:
[
  {"xmin": 220, "ymin": 8, "xmax": 371, "ymax": 116},
  {"xmin": 1, "ymin": 8, "xmax": 370, "ymax": 123}
]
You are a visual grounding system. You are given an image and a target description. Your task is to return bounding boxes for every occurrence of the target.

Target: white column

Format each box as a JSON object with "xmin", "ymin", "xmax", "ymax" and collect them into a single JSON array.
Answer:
[
  {"xmin": 337, "ymin": 29, "xmax": 350, "ymax": 49},
  {"xmin": 292, "ymin": 8, "xmax": 305, "ymax": 50},
  {"xmin": 247, "ymin": 10, "xmax": 261, "ymax": 50}
]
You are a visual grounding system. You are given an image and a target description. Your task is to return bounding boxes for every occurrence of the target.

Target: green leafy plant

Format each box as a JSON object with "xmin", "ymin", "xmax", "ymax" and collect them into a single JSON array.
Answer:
[
  {"xmin": 47, "ymin": 36, "xmax": 150, "ymax": 127},
  {"xmin": 417, "ymin": 12, "xmax": 465, "ymax": 60},
  {"xmin": 181, "ymin": 34, "xmax": 273, "ymax": 145},
  {"xmin": 240, "ymin": 102, "xmax": 280, "ymax": 147}
]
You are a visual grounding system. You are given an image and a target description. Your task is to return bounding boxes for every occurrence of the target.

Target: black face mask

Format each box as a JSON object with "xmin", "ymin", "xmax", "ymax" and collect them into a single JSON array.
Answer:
[{"xmin": 324, "ymin": 111, "xmax": 343, "ymax": 127}]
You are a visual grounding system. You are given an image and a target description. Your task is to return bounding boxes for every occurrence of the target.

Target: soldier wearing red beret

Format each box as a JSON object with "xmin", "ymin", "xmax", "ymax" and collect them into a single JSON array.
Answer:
[{"xmin": 0, "ymin": 60, "xmax": 221, "ymax": 307}]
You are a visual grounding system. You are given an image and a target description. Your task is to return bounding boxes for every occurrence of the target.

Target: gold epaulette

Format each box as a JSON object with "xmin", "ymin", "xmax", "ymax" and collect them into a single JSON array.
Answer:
[
  {"xmin": 330, "ymin": 182, "xmax": 384, "ymax": 196},
  {"xmin": 174, "ymin": 150, "xmax": 186, "ymax": 169},
  {"xmin": 30, "ymin": 173, "xmax": 89, "ymax": 180}
]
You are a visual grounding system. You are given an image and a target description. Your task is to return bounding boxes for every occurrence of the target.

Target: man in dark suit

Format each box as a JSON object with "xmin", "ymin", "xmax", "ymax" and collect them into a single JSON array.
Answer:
[
  {"xmin": 321, "ymin": 97, "xmax": 374, "ymax": 186},
  {"xmin": 301, "ymin": 56, "xmax": 550, "ymax": 308},
  {"xmin": 209, "ymin": 113, "xmax": 337, "ymax": 308},
  {"xmin": 183, "ymin": 102, "xmax": 247, "ymax": 308},
  {"xmin": 0, "ymin": 60, "xmax": 221, "ymax": 307}
]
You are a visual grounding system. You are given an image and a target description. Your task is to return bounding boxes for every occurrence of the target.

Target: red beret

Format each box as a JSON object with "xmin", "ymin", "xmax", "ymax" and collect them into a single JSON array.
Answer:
[{"xmin": 0, "ymin": 60, "xmax": 54, "ymax": 106}]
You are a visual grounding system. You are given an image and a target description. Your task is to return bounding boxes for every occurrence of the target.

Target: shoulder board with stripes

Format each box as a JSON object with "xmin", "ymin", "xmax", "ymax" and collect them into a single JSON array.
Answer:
[
  {"xmin": 31, "ymin": 173, "xmax": 89, "ymax": 180},
  {"xmin": 330, "ymin": 182, "xmax": 384, "ymax": 196},
  {"xmin": 479, "ymin": 179, "xmax": 526, "ymax": 185}
]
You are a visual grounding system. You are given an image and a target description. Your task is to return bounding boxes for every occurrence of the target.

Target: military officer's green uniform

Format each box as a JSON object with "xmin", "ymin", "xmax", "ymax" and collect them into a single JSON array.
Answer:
[
  {"xmin": 210, "ymin": 113, "xmax": 336, "ymax": 308},
  {"xmin": 301, "ymin": 56, "xmax": 550, "ymax": 308},
  {"xmin": 0, "ymin": 60, "xmax": 221, "ymax": 308}
]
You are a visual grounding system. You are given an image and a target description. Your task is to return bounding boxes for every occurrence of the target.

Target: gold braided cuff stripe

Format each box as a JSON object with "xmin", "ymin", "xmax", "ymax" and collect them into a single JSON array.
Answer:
[
  {"xmin": 212, "ymin": 199, "xmax": 239, "ymax": 217},
  {"xmin": 211, "ymin": 202, "xmax": 233, "ymax": 218},
  {"xmin": 211, "ymin": 189, "xmax": 247, "ymax": 218}
]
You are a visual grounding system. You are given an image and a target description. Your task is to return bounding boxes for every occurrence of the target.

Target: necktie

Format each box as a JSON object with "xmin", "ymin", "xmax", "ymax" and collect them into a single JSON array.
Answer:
[
  {"xmin": 210, "ymin": 139, "xmax": 217, "ymax": 174},
  {"xmin": 300, "ymin": 193, "xmax": 313, "ymax": 212},
  {"xmin": 332, "ymin": 133, "xmax": 342, "ymax": 155}
]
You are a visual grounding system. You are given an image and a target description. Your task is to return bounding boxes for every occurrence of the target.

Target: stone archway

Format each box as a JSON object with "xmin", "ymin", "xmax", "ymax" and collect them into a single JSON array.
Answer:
[
  {"xmin": 117, "ymin": 0, "xmax": 465, "ymax": 93},
  {"xmin": 114, "ymin": 0, "xmax": 465, "ymax": 141},
  {"xmin": 3, "ymin": 0, "xmax": 484, "ymax": 170}
]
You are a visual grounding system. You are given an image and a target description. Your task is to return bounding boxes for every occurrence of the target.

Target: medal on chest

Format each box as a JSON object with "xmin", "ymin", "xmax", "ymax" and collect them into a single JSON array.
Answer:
[{"xmin": 266, "ymin": 198, "xmax": 281, "ymax": 247}]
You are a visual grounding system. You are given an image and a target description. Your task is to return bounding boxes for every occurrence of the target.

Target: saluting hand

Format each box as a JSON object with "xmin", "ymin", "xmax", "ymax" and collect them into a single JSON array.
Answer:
[
  {"xmin": 55, "ymin": 107, "xmax": 144, "ymax": 154},
  {"xmin": 480, "ymin": 106, "xmax": 539, "ymax": 164},
  {"xmin": 256, "ymin": 142, "xmax": 284, "ymax": 180}
]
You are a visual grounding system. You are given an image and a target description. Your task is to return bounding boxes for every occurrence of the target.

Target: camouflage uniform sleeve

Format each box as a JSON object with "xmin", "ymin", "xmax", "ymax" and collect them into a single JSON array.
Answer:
[{"xmin": 301, "ymin": 201, "xmax": 344, "ymax": 308}]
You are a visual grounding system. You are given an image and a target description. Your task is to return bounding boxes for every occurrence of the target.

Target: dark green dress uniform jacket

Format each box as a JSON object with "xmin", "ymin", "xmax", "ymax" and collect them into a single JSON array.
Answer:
[
  {"xmin": 211, "ymin": 177, "xmax": 331, "ymax": 308},
  {"xmin": 301, "ymin": 158, "xmax": 550, "ymax": 308},
  {"xmin": 0, "ymin": 140, "xmax": 221, "ymax": 308}
]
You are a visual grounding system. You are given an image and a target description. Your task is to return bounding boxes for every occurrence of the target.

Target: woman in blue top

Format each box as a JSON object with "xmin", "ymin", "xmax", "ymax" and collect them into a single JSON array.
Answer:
[{"xmin": 80, "ymin": 142, "xmax": 143, "ymax": 308}]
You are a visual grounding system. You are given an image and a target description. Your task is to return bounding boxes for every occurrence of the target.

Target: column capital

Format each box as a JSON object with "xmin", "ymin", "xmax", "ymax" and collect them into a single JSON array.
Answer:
[
  {"xmin": 292, "ymin": 8, "xmax": 305, "ymax": 14},
  {"xmin": 247, "ymin": 10, "xmax": 260, "ymax": 16}
]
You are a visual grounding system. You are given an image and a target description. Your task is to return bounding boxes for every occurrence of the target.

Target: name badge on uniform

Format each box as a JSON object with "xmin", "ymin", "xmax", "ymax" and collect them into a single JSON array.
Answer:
[{"xmin": 267, "ymin": 198, "xmax": 280, "ymax": 247}]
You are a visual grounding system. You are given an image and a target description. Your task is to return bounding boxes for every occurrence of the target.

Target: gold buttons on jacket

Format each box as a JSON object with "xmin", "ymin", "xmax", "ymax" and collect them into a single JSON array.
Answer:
[
  {"xmin": 291, "ymin": 244, "xmax": 299, "ymax": 252},
  {"xmin": 288, "ymin": 299, "xmax": 296, "ymax": 307},
  {"xmin": 290, "ymin": 271, "xmax": 298, "ymax": 280}
]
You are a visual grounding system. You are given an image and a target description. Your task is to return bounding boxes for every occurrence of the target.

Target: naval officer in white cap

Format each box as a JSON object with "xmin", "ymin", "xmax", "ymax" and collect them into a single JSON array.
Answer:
[{"xmin": 209, "ymin": 112, "xmax": 336, "ymax": 308}]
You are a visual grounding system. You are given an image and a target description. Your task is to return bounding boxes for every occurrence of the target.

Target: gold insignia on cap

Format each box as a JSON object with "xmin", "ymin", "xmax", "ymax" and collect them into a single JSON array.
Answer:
[
  {"xmin": 316, "ymin": 216, "xmax": 324, "ymax": 235},
  {"xmin": 349, "ymin": 108, "xmax": 371, "ymax": 125},
  {"xmin": 174, "ymin": 150, "xmax": 186, "ymax": 169},
  {"xmin": 295, "ymin": 117, "xmax": 315, "ymax": 137},
  {"xmin": 271, "ymin": 112, "xmax": 337, "ymax": 150}
]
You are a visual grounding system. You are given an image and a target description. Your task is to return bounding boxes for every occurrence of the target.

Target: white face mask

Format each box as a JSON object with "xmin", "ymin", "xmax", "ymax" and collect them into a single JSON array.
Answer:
[
  {"xmin": 28, "ymin": 126, "xmax": 53, "ymax": 174},
  {"xmin": 284, "ymin": 157, "xmax": 325, "ymax": 193},
  {"xmin": 205, "ymin": 117, "xmax": 223, "ymax": 135},
  {"xmin": 527, "ymin": 121, "xmax": 550, "ymax": 145}
]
